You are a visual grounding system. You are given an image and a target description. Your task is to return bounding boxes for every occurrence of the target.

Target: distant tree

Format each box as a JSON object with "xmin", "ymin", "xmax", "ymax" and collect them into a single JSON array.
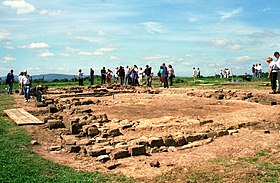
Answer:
[
  {"xmin": 60, "ymin": 78, "xmax": 69, "ymax": 82},
  {"xmin": 52, "ymin": 79, "xmax": 60, "ymax": 82}
]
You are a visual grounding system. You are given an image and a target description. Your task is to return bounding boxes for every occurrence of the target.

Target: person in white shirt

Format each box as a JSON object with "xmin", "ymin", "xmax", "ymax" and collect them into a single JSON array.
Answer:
[
  {"xmin": 21, "ymin": 70, "xmax": 32, "ymax": 102},
  {"xmin": 267, "ymin": 57, "xmax": 278, "ymax": 94},
  {"xmin": 138, "ymin": 67, "xmax": 144, "ymax": 86},
  {"xmin": 18, "ymin": 71, "xmax": 24, "ymax": 95},
  {"xmin": 78, "ymin": 69, "xmax": 83, "ymax": 86},
  {"xmin": 274, "ymin": 52, "xmax": 280, "ymax": 93},
  {"xmin": 192, "ymin": 67, "xmax": 197, "ymax": 79}
]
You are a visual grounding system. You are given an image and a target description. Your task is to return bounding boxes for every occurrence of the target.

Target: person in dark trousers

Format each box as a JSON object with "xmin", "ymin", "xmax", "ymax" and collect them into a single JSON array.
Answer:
[
  {"xmin": 89, "ymin": 68, "xmax": 94, "ymax": 85},
  {"xmin": 78, "ymin": 69, "xmax": 83, "ymax": 86},
  {"xmin": 144, "ymin": 65, "xmax": 152, "ymax": 87},
  {"xmin": 6, "ymin": 69, "xmax": 14, "ymax": 94},
  {"xmin": 118, "ymin": 66, "xmax": 125, "ymax": 85},
  {"xmin": 266, "ymin": 57, "xmax": 278, "ymax": 94},
  {"xmin": 162, "ymin": 63, "xmax": 168, "ymax": 88},
  {"xmin": 101, "ymin": 67, "xmax": 106, "ymax": 84}
]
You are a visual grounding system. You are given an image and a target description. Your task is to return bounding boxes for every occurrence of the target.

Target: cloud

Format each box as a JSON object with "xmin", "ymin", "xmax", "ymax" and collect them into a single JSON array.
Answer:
[
  {"xmin": 20, "ymin": 42, "xmax": 50, "ymax": 49},
  {"xmin": 39, "ymin": 10, "xmax": 63, "ymax": 17},
  {"xmin": 76, "ymin": 36, "xmax": 102, "ymax": 44},
  {"xmin": 231, "ymin": 56, "xmax": 254, "ymax": 63},
  {"xmin": 218, "ymin": 7, "xmax": 242, "ymax": 20},
  {"xmin": 2, "ymin": 0, "xmax": 36, "ymax": 14},
  {"xmin": 210, "ymin": 38, "xmax": 242, "ymax": 50},
  {"xmin": 79, "ymin": 51, "xmax": 104, "ymax": 56},
  {"xmin": 0, "ymin": 29, "xmax": 10, "ymax": 42},
  {"xmin": 97, "ymin": 30, "xmax": 107, "ymax": 36},
  {"xmin": 262, "ymin": 7, "xmax": 271, "ymax": 12},
  {"xmin": 109, "ymin": 56, "xmax": 120, "ymax": 60},
  {"xmin": 0, "ymin": 55, "xmax": 16, "ymax": 63},
  {"xmin": 37, "ymin": 50, "xmax": 54, "ymax": 57},
  {"xmin": 143, "ymin": 55, "xmax": 170, "ymax": 61},
  {"xmin": 141, "ymin": 22, "xmax": 163, "ymax": 33},
  {"xmin": 96, "ymin": 45, "xmax": 117, "ymax": 52}
]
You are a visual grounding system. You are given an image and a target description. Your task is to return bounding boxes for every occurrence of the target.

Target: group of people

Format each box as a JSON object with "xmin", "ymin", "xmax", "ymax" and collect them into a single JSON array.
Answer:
[
  {"xmin": 6, "ymin": 70, "xmax": 32, "ymax": 102},
  {"xmin": 266, "ymin": 51, "xmax": 280, "ymax": 94},
  {"xmin": 99, "ymin": 63, "xmax": 175, "ymax": 88},
  {"xmin": 192, "ymin": 67, "xmax": 201, "ymax": 78},
  {"xmin": 219, "ymin": 68, "xmax": 231, "ymax": 79},
  {"xmin": 251, "ymin": 63, "xmax": 263, "ymax": 78}
]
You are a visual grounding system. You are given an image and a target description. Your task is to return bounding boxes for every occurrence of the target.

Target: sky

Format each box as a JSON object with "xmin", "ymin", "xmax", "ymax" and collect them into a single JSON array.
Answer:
[{"xmin": 0, "ymin": 0, "xmax": 280, "ymax": 77}]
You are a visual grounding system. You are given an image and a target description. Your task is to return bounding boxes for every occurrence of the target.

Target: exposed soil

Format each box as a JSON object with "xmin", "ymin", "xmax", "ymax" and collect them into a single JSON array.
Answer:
[{"xmin": 11, "ymin": 86, "xmax": 280, "ymax": 179}]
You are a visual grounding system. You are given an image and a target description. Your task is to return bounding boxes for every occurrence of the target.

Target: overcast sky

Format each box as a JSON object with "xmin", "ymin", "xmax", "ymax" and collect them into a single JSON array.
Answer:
[{"xmin": 0, "ymin": 0, "xmax": 280, "ymax": 76}]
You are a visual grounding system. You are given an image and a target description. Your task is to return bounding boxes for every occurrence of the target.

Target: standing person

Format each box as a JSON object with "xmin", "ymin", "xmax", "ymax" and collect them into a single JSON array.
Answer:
[
  {"xmin": 251, "ymin": 64, "xmax": 255, "ymax": 78},
  {"xmin": 197, "ymin": 68, "xmax": 201, "ymax": 78},
  {"xmin": 274, "ymin": 51, "xmax": 280, "ymax": 93},
  {"xmin": 100, "ymin": 67, "xmax": 106, "ymax": 84},
  {"xmin": 266, "ymin": 57, "xmax": 278, "ymax": 94},
  {"xmin": 6, "ymin": 69, "xmax": 14, "ymax": 94},
  {"xmin": 138, "ymin": 67, "xmax": 144, "ymax": 86},
  {"xmin": 89, "ymin": 68, "xmax": 94, "ymax": 85},
  {"xmin": 257, "ymin": 64, "xmax": 262, "ymax": 78},
  {"xmin": 131, "ymin": 66, "xmax": 137, "ymax": 86},
  {"xmin": 114, "ymin": 67, "xmax": 119, "ymax": 84},
  {"xmin": 192, "ymin": 67, "xmax": 197, "ymax": 79},
  {"xmin": 78, "ymin": 69, "xmax": 83, "ymax": 86},
  {"xmin": 18, "ymin": 72, "xmax": 24, "ymax": 95},
  {"xmin": 106, "ymin": 69, "xmax": 112, "ymax": 84},
  {"xmin": 157, "ymin": 66, "xmax": 163, "ymax": 87},
  {"xmin": 219, "ymin": 69, "xmax": 223, "ymax": 78},
  {"xmin": 144, "ymin": 65, "xmax": 152, "ymax": 87},
  {"xmin": 21, "ymin": 70, "xmax": 32, "ymax": 102},
  {"xmin": 124, "ymin": 66, "xmax": 130, "ymax": 85},
  {"xmin": 162, "ymin": 63, "xmax": 168, "ymax": 88},
  {"xmin": 118, "ymin": 66, "xmax": 125, "ymax": 85},
  {"xmin": 168, "ymin": 64, "xmax": 175, "ymax": 87}
]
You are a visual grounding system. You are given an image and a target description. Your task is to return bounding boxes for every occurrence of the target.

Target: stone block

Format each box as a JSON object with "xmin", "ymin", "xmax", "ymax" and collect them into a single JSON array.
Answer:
[
  {"xmin": 76, "ymin": 139, "xmax": 92, "ymax": 146},
  {"xmin": 48, "ymin": 104, "xmax": 58, "ymax": 113},
  {"xmin": 63, "ymin": 117, "xmax": 79, "ymax": 130},
  {"xmin": 110, "ymin": 149, "xmax": 130, "ymax": 159},
  {"xmin": 217, "ymin": 130, "xmax": 229, "ymax": 137},
  {"xmin": 148, "ymin": 137, "xmax": 164, "ymax": 148},
  {"xmin": 185, "ymin": 134, "xmax": 201, "ymax": 143},
  {"xmin": 68, "ymin": 145, "xmax": 81, "ymax": 153},
  {"xmin": 96, "ymin": 155, "xmax": 110, "ymax": 163},
  {"xmin": 70, "ymin": 123, "xmax": 80, "ymax": 134},
  {"xmin": 45, "ymin": 98, "xmax": 54, "ymax": 105},
  {"xmin": 174, "ymin": 136, "xmax": 187, "ymax": 146},
  {"xmin": 48, "ymin": 119, "xmax": 65, "ymax": 130},
  {"xmin": 89, "ymin": 148, "xmax": 107, "ymax": 157},
  {"xmin": 108, "ymin": 128, "xmax": 122, "ymax": 137},
  {"xmin": 163, "ymin": 136, "xmax": 176, "ymax": 146},
  {"xmin": 207, "ymin": 131, "xmax": 218, "ymax": 138},
  {"xmin": 128, "ymin": 145, "xmax": 146, "ymax": 156},
  {"xmin": 62, "ymin": 135, "xmax": 77, "ymax": 145},
  {"xmin": 87, "ymin": 126, "xmax": 99, "ymax": 137}
]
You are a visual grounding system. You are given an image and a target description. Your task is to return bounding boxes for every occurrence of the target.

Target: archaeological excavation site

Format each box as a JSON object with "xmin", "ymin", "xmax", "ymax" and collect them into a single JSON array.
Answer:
[{"xmin": 5, "ymin": 84, "xmax": 280, "ymax": 178}]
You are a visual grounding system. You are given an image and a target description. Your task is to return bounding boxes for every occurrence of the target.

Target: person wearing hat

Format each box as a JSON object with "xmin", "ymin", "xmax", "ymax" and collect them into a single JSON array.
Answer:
[{"xmin": 266, "ymin": 57, "xmax": 278, "ymax": 94}]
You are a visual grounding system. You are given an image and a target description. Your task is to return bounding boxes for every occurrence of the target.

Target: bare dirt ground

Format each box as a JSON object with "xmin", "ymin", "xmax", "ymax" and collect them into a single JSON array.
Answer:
[{"xmin": 11, "ymin": 86, "xmax": 280, "ymax": 179}]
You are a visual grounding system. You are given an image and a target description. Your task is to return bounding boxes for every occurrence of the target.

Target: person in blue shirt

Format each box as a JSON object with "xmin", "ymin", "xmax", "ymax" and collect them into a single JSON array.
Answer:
[
  {"xmin": 162, "ymin": 63, "xmax": 169, "ymax": 88},
  {"xmin": 6, "ymin": 69, "xmax": 14, "ymax": 94}
]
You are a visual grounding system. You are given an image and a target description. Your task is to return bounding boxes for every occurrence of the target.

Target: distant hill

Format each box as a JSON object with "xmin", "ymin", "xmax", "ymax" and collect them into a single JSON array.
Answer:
[
  {"xmin": 1, "ymin": 74, "xmax": 79, "ymax": 82},
  {"xmin": 32, "ymin": 74, "xmax": 76, "ymax": 82}
]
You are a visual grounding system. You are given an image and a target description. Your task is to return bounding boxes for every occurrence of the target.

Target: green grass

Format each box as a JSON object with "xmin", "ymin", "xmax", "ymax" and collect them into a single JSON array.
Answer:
[{"xmin": 0, "ymin": 94, "xmax": 131, "ymax": 183}]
